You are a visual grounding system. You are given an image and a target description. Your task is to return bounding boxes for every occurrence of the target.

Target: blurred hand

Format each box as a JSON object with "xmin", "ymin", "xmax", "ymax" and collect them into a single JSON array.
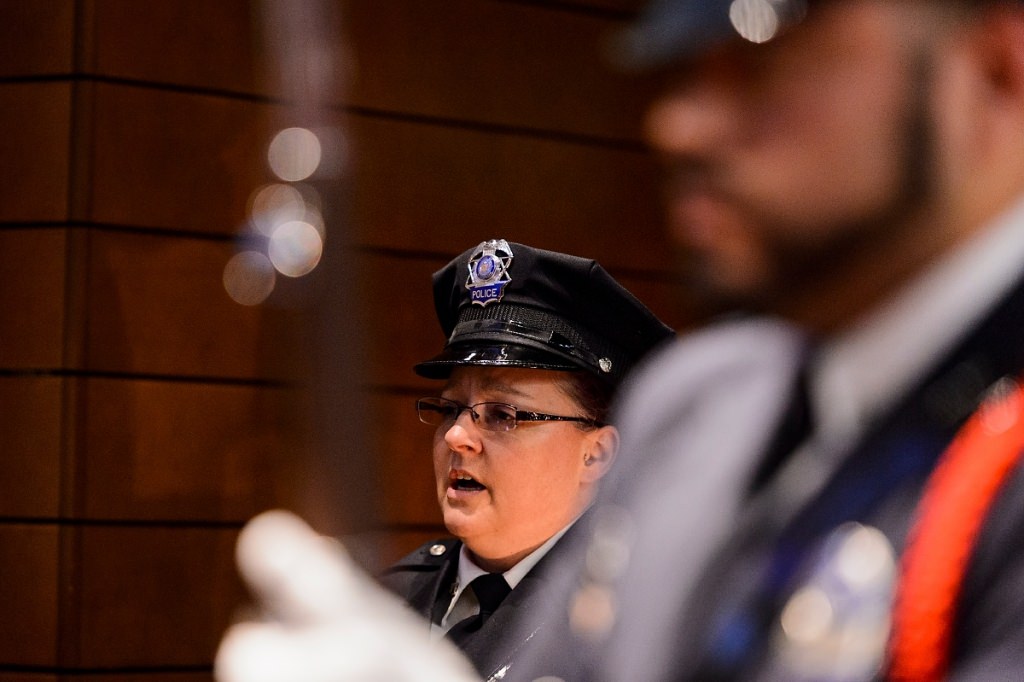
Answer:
[{"xmin": 216, "ymin": 510, "xmax": 481, "ymax": 682}]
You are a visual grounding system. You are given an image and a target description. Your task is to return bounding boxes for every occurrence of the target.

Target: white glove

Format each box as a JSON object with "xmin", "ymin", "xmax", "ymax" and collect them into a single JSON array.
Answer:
[{"xmin": 216, "ymin": 510, "xmax": 482, "ymax": 682}]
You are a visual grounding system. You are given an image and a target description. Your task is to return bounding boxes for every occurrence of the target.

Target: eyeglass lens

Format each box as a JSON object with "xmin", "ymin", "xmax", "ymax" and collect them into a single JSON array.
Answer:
[{"xmin": 416, "ymin": 398, "xmax": 519, "ymax": 432}]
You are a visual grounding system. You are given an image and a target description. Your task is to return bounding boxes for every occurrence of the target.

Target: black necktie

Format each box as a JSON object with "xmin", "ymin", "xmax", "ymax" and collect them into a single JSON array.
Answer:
[{"xmin": 445, "ymin": 573, "xmax": 511, "ymax": 646}]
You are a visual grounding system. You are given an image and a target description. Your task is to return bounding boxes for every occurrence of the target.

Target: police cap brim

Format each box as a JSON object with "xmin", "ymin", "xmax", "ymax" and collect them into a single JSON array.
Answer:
[
  {"xmin": 610, "ymin": 0, "xmax": 735, "ymax": 72},
  {"xmin": 611, "ymin": 0, "xmax": 812, "ymax": 72},
  {"xmin": 414, "ymin": 343, "xmax": 581, "ymax": 379}
]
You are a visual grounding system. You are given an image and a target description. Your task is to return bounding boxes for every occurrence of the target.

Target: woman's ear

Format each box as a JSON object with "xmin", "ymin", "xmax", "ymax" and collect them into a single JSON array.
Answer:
[{"xmin": 581, "ymin": 425, "xmax": 619, "ymax": 483}]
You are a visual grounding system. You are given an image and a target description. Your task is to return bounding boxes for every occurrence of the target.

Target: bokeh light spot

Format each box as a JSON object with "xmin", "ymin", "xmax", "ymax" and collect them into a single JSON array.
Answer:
[
  {"xmin": 268, "ymin": 127, "xmax": 322, "ymax": 182},
  {"xmin": 569, "ymin": 584, "xmax": 616, "ymax": 638},
  {"xmin": 730, "ymin": 0, "xmax": 782, "ymax": 43},
  {"xmin": 224, "ymin": 251, "xmax": 276, "ymax": 306},
  {"xmin": 249, "ymin": 183, "xmax": 307, "ymax": 236},
  {"xmin": 835, "ymin": 524, "xmax": 895, "ymax": 589},
  {"xmin": 781, "ymin": 586, "xmax": 834, "ymax": 645},
  {"xmin": 268, "ymin": 221, "xmax": 323, "ymax": 277}
]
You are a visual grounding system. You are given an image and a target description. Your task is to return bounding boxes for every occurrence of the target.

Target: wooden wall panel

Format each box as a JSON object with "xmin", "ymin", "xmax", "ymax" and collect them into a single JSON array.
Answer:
[
  {"xmin": 83, "ymin": 231, "xmax": 281, "ymax": 379},
  {"xmin": 73, "ymin": 676, "xmax": 212, "ymax": 682},
  {"xmin": 348, "ymin": 114, "xmax": 668, "ymax": 271},
  {"xmin": 0, "ymin": 525, "xmax": 59, "ymax": 666},
  {"xmin": 0, "ymin": 377, "xmax": 63, "ymax": 518},
  {"xmin": 610, "ymin": 271, "xmax": 687, "ymax": 330},
  {"xmin": 546, "ymin": 0, "xmax": 647, "ymax": 11},
  {"xmin": 368, "ymin": 392, "xmax": 441, "ymax": 527},
  {"xmin": 358, "ymin": 252, "xmax": 447, "ymax": 390},
  {"xmin": 0, "ymin": 669, "xmax": 214, "ymax": 680},
  {"xmin": 77, "ymin": 378, "xmax": 299, "ymax": 521},
  {"xmin": 343, "ymin": 0, "xmax": 656, "ymax": 140},
  {"xmin": 73, "ymin": 526, "xmax": 243, "ymax": 668},
  {"xmin": 0, "ymin": 672, "xmax": 210, "ymax": 681},
  {"xmin": 0, "ymin": 675, "xmax": 57, "ymax": 682},
  {"xmin": 0, "ymin": 84, "xmax": 71, "ymax": 223},
  {"xmin": 91, "ymin": 0, "xmax": 259, "ymax": 95},
  {"xmin": 83, "ymin": 0, "xmax": 652, "ymax": 141},
  {"xmin": 88, "ymin": 84, "xmax": 278, "ymax": 235},
  {"xmin": 83, "ymin": 84, "xmax": 663, "ymax": 254},
  {"xmin": 0, "ymin": 0, "xmax": 74, "ymax": 77},
  {"xmin": 0, "ymin": 229, "xmax": 67, "ymax": 369}
]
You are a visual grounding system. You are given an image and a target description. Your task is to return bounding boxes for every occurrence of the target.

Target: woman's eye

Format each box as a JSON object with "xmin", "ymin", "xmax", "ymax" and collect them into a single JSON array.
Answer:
[{"xmin": 491, "ymin": 407, "xmax": 516, "ymax": 424}]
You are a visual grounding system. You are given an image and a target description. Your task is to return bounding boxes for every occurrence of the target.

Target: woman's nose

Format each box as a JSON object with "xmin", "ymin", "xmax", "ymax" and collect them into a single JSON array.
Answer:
[{"xmin": 444, "ymin": 410, "xmax": 483, "ymax": 453}]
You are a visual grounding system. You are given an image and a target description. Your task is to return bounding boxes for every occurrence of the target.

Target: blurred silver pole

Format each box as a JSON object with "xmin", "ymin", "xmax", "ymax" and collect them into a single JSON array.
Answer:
[{"xmin": 256, "ymin": 0, "xmax": 379, "ymax": 563}]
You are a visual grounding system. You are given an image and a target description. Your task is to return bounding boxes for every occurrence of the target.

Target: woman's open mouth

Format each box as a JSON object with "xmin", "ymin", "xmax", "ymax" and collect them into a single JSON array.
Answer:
[{"xmin": 449, "ymin": 470, "xmax": 486, "ymax": 492}]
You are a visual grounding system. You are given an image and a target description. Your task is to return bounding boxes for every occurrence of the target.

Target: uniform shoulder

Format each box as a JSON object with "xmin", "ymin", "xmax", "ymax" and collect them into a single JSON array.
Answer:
[{"xmin": 381, "ymin": 537, "xmax": 461, "ymax": 576}]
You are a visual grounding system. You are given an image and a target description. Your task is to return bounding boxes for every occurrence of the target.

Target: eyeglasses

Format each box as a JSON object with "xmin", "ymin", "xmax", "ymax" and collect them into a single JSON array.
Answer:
[{"xmin": 416, "ymin": 397, "xmax": 602, "ymax": 432}]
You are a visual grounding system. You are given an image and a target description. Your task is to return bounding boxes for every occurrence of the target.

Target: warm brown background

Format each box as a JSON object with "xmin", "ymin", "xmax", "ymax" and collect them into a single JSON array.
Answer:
[{"xmin": 0, "ymin": 0, "xmax": 686, "ymax": 678}]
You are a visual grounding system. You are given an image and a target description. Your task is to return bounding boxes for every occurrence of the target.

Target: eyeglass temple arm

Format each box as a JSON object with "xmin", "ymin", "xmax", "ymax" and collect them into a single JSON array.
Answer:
[{"xmin": 514, "ymin": 411, "xmax": 603, "ymax": 426}]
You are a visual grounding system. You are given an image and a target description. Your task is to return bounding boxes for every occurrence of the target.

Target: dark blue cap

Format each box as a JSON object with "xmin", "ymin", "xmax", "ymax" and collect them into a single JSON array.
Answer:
[
  {"xmin": 415, "ymin": 240, "xmax": 674, "ymax": 386},
  {"xmin": 611, "ymin": 0, "xmax": 809, "ymax": 71}
]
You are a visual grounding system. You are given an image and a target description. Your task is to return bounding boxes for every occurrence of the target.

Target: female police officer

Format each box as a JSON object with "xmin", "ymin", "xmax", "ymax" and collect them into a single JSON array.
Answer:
[{"xmin": 379, "ymin": 239, "xmax": 672, "ymax": 680}]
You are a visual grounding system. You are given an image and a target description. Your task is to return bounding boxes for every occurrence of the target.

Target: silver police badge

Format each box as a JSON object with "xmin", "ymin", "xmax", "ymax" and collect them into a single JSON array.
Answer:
[{"xmin": 465, "ymin": 239, "xmax": 513, "ymax": 307}]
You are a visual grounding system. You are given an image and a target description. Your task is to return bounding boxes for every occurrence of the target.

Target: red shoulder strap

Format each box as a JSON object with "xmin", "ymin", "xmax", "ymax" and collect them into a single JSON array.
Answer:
[{"xmin": 888, "ymin": 378, "xmax": 1024, "ymax": 681}]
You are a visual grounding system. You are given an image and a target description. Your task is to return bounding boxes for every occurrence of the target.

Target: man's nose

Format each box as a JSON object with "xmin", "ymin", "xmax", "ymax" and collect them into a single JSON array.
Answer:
[{"xmin": 644, "ymin": 76, "xmax": 736, "ymax": 157}]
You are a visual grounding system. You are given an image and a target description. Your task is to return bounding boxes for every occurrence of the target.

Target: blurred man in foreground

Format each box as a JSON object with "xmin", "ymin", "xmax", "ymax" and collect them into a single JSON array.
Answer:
[
  {"xmin": 520, "ymin": 0, "xmax": 1024, "ymax": 679},
  {"xmin": 219, "ymin": 0, "xmax": 1024, "ymax": 680}
]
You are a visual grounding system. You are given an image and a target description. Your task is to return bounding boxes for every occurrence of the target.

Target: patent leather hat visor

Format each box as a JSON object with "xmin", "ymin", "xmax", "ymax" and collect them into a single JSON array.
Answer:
[{"xmin": 414, "ymin": 343, "xmax": 582, "ymax": 379}]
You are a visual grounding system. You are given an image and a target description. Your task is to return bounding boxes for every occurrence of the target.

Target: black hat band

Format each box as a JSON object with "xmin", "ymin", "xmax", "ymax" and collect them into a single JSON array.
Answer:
[
  {"xmin": 450, "ymin": 304, "xmax": 620, "ymax": 376},
  {"xmin": 449, "ymin": 318, "xmax": 613, "ymax": 373}
]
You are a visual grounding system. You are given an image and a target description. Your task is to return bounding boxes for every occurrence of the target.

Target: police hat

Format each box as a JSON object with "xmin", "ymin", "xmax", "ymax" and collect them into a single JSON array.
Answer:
[
  {"xmin": 414, "ymin": 239, "xmax": 674, "ymax": 386},
  {"xmin": 612, "ymin": 0, "xmax": 808, "ymax": 71}
]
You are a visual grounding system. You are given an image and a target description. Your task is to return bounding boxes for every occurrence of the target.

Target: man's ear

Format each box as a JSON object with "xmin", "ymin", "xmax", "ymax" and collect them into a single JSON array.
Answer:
[
  {"xmin": 941, "ymin": 3, "xmax": 1024, "ymax": 221},
  {"xmin": 971, "ymin": 4, "xmax": 1024, "ymax": 102},
  {"xmin": 581, "ymin": 425, "xmax": 619, "ymax": 483}
]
